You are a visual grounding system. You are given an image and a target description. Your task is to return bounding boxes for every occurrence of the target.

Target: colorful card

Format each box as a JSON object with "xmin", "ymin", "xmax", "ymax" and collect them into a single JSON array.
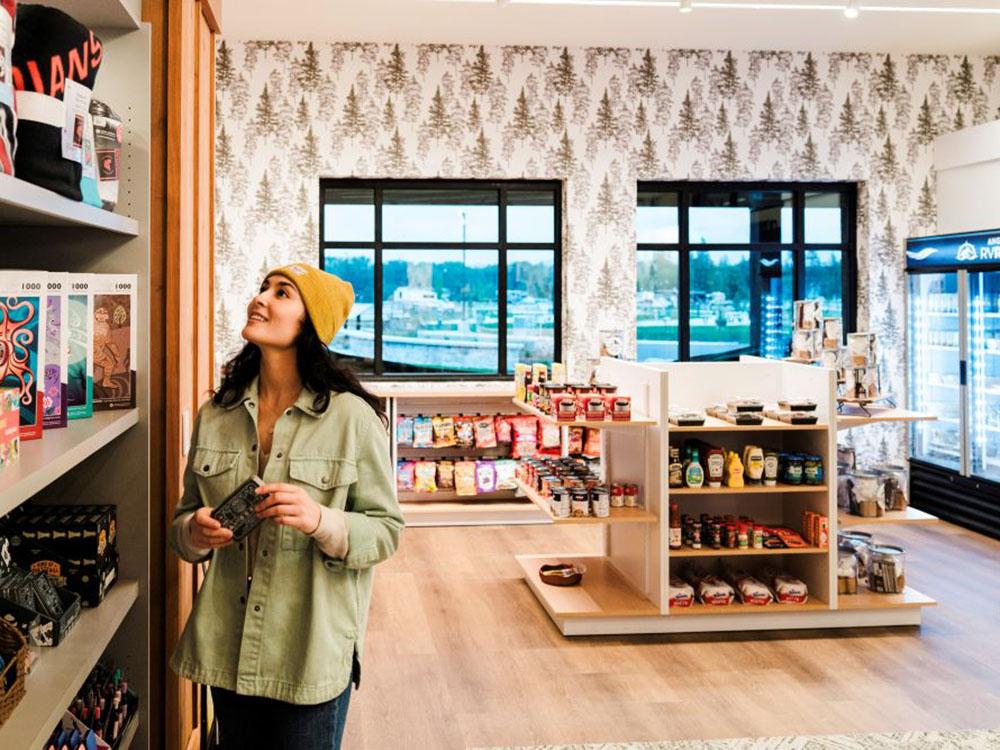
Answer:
[
  {"xmin": 43, "ymin": 273, "xmax": 69, "ymax": 429},
  {"xmin": 0, "ymin": 387, "xmax": 20, "ymax": 470},
  {"xmin": 0, "ymin": 272, "xmax": 48, "ymax": 440},
  {"xmin": 67, "ymin": 274, "xmax": 94, "ymax": 420},
  {"xmin": 91, "ymin": 274, "xmax": 137, "ymax": 411}
]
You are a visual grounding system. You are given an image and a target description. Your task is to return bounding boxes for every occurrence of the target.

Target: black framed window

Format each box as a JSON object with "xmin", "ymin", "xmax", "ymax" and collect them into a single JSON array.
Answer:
[
  {"xmin": 320, "ymin": 179, "xmax": 562, "ymax": 378},
  {"xmin": 637, "ymin": 182, "xmax": 856, "ymax": 362}
]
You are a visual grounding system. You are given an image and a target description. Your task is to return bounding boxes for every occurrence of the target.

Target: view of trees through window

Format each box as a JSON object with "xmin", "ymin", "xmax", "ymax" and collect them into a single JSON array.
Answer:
[
  {"xmin": 320, "ymin": 181, "xmax": 560, "ymax": 377},
  {"xmin": 637, "ymin": 183, "xmax": 855, "ymax": 362}
]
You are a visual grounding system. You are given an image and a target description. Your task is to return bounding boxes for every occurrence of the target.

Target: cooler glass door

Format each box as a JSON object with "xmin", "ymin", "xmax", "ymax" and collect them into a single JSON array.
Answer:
[
  {"xmin": 967, "ymin": 270, "xmax": 1000, "ymax": 482},
  {"xmin": 908, "ymin": 271, "xmax": 963, "ymax": 471}
]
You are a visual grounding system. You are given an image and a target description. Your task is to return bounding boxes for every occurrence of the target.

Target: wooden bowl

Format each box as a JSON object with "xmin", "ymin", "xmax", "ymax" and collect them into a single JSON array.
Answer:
[{"xmin": 539, "ymin": 563, "xmax": 586, "ymax": 587}]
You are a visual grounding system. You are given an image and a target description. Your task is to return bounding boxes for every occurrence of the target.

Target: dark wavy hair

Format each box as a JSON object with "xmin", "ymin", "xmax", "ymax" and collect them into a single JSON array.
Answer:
[{"xmin": 213, "ymin": 318, "xmax": 387, "ymax": 427}]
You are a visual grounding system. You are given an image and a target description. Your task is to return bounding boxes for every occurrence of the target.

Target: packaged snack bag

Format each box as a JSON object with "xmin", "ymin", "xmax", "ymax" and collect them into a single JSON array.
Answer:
[
  {"xmin": 494, "ymin": 415, "xmax": 513, "ymax": 443},
  {"xmin": 566, "ymin": 427, "xmax": 584, "ymax": 454},
  {"xmin": 510, "ymin": 416, "xmax": 538, "ymax": 459},
  {"xmin": 494, "ymin": 460, "xmax": 517, "ymax": 490},
  {"xmin": 474, "ymin": 415, "xmax": 497, "ymax": 448},
  {"xmin": 455, "ymin": 416, "xmax": 475, "ymax": 448},
  {"xmin": 414, "ymin": 461, "xmax": 438, "ymax": 493},
  {"xmin": 396, "ymin": 417, "xmax": 414, "ymax": 446},
  {"xmin": 584, "ymin": 428, "xmax": 601, "ymax": 457},
  {"xmin": 432, "ymin": 415, "xmax": 457, "ymax": 448},
  {"xmin": 437, "ymin": 460, "xmax": 455, "ymax": 490},
  {"xmin": 397, "ymin": 461, "xmax": 416, "ymax": 492},
  {"xmin": 455, "ymin": 461, "xmax": 477, "ymax": 496},
  {"xmin": 475, "ymin": 460, "xmax": 497, "ymax": 493},
  {"xmin": 413, "ymin": 416, "xmax": 434, "ymax": 448}
]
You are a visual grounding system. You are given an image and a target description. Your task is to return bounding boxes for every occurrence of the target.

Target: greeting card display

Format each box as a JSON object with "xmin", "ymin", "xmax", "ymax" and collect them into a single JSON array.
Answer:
[{"xmin": 0, "ymin": 272, "xmax": 48, "ymax": 440}]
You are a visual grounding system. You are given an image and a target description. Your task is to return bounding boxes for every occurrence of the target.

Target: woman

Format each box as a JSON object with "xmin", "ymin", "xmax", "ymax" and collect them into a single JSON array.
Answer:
[{"xmin": 168, "ymin": 263, "xmax": 403, "ymax": 749}]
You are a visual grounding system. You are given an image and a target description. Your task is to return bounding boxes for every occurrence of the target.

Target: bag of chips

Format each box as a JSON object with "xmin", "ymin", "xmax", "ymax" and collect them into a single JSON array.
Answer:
[
  {"xmin": 413, "ymin": 416, "xmax": 434, "ymax": 448},
  {"xmin": 495, "ymin": 415, "xmax": 513, "ymax": 443},
  {"xmin": 396, "ymin": 461, "xmax": 416, "ymax": 492},
  {"xmin": 566, "ymin": 427, "xmax": 584, "ymax": 455},
  {"xmin": 474, "ymin": 415, "xmax": 497, "ymax": 448},
  {"xmin": 475, "ymin": 460, "xmax": 497, "ymax": 493},
  {"xmin": 432, "ymin": 415, "xmax": 457, "ymax": 448},
  {"xmin": 510, "ymin": 416, "xmax": 538, "ymax": 459},
  {"xmin": 437, "ymin": 460, "xmax": 455, "ymax": 490},
  {"xmin": 396, "ymin": 417, "xmax": 414, "ymax": 446},
  {"xmin": 584, "ymin": 428, "xmax": 601, "ymax": 457},
  {"xmin": 455, "ymin": 416, "xmax": 475, "ymax": 448},
  {"xmin": 540, "ymin": 421, "xmax": 561, "ymax": 450},
  {"xmin": 494, "ymin": 460, "xmax": 517, "ymax": 490},
  {"xmin": 455, "ymin": 461, "xmax": 477, "ymax": 496},
  {"xmin": 414, "ymin": 461, "xmax": 438, "ymax": 493}
]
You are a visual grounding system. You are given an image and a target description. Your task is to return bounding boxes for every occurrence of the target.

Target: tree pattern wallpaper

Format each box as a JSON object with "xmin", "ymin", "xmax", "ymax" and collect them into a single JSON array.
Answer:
[{"xmin": 215, "ymin": 39, "xmax": 1000, "ymax": 463}]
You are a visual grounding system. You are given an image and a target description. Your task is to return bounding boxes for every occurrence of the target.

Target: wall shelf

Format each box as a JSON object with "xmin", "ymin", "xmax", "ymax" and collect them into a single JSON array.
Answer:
[
  {"xmin": 669, "ymin": 545, "xmax": 827, "ymax": 558},
  {"xmin": 670, "ymin": 598, "xmax": 829, "ymax": 615},
  {"xmin": 837, "ymin": 586, "xmax": 937, "ymax": 610},
  {"xmin": 670, "ymin": 416, "xmax": 828, "ymax": 432},
  {"xmin": 0, "ymin": 409, "xmax": 138, "ymax": 518},
  {"xmin": 839, "ymin": 507, "xmax": 939, "ymax": 526},
  {"xmin": 0, "ymin": 174, "xmax": 139, "ymax": 235},
  {"xmin": 511, "ymin": 399, "xmax": 656, "ymax": 428},
  {"xmin": 32, "ymin": 0, "xmax": 140, "ymax": 30},
  {"xmin": 0, "ymin": 581, "xmax": 139, "ymax": 748},
  {"xmin": 515, "ymin": 479, "xmax": 657, "ymax": 525},
  {"xmin": 670, "ymin": 483, "xmax": 827, "ymax": 495}
]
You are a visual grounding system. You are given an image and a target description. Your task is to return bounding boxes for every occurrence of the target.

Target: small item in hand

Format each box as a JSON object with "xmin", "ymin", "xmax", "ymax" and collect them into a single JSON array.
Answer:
[
  {"xmin": 210, "ymin": 475, "xmax": 265, "ymax": 541},
  {"xmin": 539, "ymin": 562, "xmax": 584, "ymax": 587}
]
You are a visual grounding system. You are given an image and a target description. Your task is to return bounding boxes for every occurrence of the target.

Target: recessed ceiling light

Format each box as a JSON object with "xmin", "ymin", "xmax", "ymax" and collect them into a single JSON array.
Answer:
[
  {"xmin": 844, "ymin": 0, "xmax": 859, "ymax": 18},
  {"xmin": 680, "ymin": 0, "xmax": 693, "ymax": 12}
]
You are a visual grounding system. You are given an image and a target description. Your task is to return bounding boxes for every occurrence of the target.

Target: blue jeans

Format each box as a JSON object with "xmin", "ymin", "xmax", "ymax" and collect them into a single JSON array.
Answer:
[{"xmin": 211, "ymin": 682, "xmax": 352, "ymax": 750}]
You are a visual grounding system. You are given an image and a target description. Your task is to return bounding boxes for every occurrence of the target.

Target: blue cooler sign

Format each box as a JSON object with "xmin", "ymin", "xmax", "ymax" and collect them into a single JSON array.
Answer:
[{"xmin": 906, "ymin": 229, "xmax": 1000, "ymax": 269}]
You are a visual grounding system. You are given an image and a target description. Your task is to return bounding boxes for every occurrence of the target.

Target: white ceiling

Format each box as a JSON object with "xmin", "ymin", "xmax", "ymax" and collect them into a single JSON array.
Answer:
[{"xmin": 221, "ymin": 0, "xmax": 1000, "ymax": 55}]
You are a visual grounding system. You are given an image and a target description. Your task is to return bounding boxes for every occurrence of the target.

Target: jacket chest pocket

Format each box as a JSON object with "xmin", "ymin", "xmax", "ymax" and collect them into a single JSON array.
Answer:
[
  {"xmin": 191, "ymin": 447, "xmax": 241, "ymax": 507},
  {"xmin": 283, "ymin": 457, "xmax": 358, "ymax": 551}
]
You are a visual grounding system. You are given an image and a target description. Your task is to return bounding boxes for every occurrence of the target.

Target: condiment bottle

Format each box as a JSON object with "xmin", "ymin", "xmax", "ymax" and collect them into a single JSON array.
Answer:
[
  {"xmin": 738, "ymin": 523, "xmax": 750, "ymax": 549},
  {"xmin": 685, "ymin": 447, "xmax": 705, "ymax": 488},
  {"xmin": 668, "ymin": 447, "xmax": 684, "ymax": 488},
  {"xmin": 669, "ymin": 503, "xmax": 682, "ymax": 549},
  {"xmin": 743, "ymin": 445, "xmax": 765, "ymax": 485},
  {"xmin": 725, "ymin": 451, "xmax": 745, "ymax": 488},
  {"xmin": 705, "ymin": 445, "xmax": 725, "ymax": 488},
  {"xmin": 753, "ymin": 525, "xmax": 764, "ymax": 549}
]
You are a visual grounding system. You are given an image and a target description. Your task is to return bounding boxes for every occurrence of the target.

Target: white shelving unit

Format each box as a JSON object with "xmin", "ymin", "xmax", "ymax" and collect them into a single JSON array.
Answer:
[
  {"xmin": 0, "ymin": 2, "xmax": 150, "ymax": 746},
  {"xmin": 516, "ymin": 358, "xmax": 936, "ymax": 636}
]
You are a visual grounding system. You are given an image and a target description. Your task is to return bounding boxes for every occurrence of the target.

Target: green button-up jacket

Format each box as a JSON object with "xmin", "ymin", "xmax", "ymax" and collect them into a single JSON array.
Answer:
[{"xmin": 168, "ymin": 379, "xmax": 403, "ymax": 705}]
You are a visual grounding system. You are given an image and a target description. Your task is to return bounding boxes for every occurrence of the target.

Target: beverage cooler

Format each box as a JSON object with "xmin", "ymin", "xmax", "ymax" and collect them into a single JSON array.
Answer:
[{"xmin": 906, "ymin": 228, "xmax": 1000, "ymax": 538}]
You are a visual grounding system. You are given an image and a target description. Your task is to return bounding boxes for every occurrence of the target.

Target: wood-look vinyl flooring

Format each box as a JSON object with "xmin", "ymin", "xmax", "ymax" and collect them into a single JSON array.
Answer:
[{"xmin": 346, "ymin": 519, "xmax": 1000, "ymax": 750}]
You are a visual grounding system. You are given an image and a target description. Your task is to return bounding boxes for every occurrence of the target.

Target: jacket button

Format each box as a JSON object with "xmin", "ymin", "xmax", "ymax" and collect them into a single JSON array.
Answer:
[
  {"xmin": 202, "ymin": 465, "xmax": 210, "ymax": 472},
  {"xmin": 276, "ymin": 452, "xmax": 283, "ymax": 459},
  {"xmin": 285, "ymin": 409, "xmax": 292, "ymax": 416},
  {"xmin": 254, "ymin": 605, "xmax": 261, "ymax": 612},
  {"xmin": 248, "ymin": 401, "xmax": 255, "ymax": 408}
]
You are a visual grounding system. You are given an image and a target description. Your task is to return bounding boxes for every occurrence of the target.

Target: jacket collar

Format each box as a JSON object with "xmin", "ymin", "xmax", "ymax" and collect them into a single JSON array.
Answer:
[{"xmin": 223, "ymin": 376, "xmax": 322, "ymax": 418}]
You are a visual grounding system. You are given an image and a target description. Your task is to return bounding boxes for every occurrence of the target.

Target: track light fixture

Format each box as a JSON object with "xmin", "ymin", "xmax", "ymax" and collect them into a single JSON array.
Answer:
[{"xmin": 844, "ymin": 0, "xmax": 860, "ymax": 18}]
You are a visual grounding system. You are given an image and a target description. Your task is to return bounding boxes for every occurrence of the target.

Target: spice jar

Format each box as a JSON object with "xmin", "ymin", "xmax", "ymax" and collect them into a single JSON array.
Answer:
[{"xmin": 624, "ymin": 483, "xmax": 640, "ymax": 508}]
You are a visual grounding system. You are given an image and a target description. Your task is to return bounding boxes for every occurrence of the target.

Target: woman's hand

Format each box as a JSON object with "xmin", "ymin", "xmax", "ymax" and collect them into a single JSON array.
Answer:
[
  {"xmin": 190, "ymin": 507, "xmax": 234, "ymax": 549},
  {"xmin": 255, "ymin": 483, "xmax": 322, "ymax": 536}
]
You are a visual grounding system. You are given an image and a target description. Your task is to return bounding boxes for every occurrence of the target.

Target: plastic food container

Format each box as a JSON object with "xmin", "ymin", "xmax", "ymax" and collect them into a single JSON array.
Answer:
[
  {"xmin": 874, "ymin": 463, "xmax": 909, "ymax": 511},
  {"xmin": 838, "ymin": 543, "xmax": 859, "ymax": 594},
  {"xmin": 839, "ymin": 530, "xmax": 874, "ymax": 586},
  {"xmin": 849, "ymin": 471, "xmax": 883, "ymax": 517},
  {"xmin": 868, "ymin": 544, "xmax": 906, "ymax": 593}
]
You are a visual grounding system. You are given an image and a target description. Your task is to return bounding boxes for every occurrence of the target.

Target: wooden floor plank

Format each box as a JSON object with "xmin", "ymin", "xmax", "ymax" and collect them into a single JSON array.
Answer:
[{"xmin": 345, "ymin": 518, "xmax": 1000, "ymax": 748}]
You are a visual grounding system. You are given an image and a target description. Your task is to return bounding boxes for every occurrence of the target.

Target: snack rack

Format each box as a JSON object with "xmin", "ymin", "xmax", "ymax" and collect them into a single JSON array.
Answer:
[
  {"xmin": 0, "ymin": 1, "xmax": 150, "ymax": 746},
  {"xmin": 515, "ymin": 358, "xmax": 937, "ymax": 636}
]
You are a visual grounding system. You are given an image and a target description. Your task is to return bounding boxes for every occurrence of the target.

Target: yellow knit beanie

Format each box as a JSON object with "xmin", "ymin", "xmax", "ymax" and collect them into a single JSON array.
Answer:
[{"xmin": 266, "ymin": 263, "xmax": 354, "ymax": 345}]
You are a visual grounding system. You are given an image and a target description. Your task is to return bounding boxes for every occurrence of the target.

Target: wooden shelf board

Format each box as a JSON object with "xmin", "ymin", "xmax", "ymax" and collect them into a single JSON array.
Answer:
[
  {"xmin": 516, "ymin": 554, "xmax": 659, "ymax": 618},
  {"xmin": 398, "ymin": 488, "xmax": 517, "ymax": 503},
  {"xmin": 0, "ymin": 409, "xmax": 139, "ymax": 518},
  {"xmin": 396, "ymin": 445, "xmax": 512, "ymax": 459},
  {"xmin": 0, "ymin": 173, "xmax": 139, "ymax": 234},
  {"xmin": 837, "ymin": 407, "xmax": 937, "ymax": 430},
  {"xmin": 121, "ymin": 716, "xmax": 139, "ymax": 750},
  {"xmin": 669, "ymin": 545, "xmax": 828, "ymax": 558},
  {"xmin": 669, "ymin": 483, "xmax": 828, "ymax": 495},
  {"xmin": 511, "ymin": 399, "xmax": 656, "ymax": 428},
  {"xmin": 0, "ymin": 581, "xmax": 139, "ymax": 748},
  {"xmin": 670, "ymin": 597, "xmax": 830, "ymax": 615},
  {"xmin": 670, "ymin": 416, "xmax": 828, "ymax": 432},
  {"xmin": 515, "ymin": 479, "xmax": 657, "ymax": 525},
  {"xmin": 839, "ymin": 507, "xmax": 939, "ymax": 525},
  {"xmin": 35, "ymin": 0, "xmax": 141, "ymax": 29},
  {"xmin": 365, "ymin": 381, "xmax": 513, "ymax": 399},
  {"xmin": 837, "ymin": 586, "xmax": 937, "ymax": 610},
  {"xmin": 403, "ymin": 500, "xmax": 549, "ymax": 527}
]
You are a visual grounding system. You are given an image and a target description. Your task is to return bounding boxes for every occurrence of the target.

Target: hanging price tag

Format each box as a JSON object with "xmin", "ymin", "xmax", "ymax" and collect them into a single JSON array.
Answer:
[{"xmin": 61, "ymin": 78, "xmax": 92, "ymax": 164}]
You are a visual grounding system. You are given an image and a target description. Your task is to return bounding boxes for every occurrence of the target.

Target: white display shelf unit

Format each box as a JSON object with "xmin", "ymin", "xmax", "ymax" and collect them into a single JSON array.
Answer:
[
  {"xmin": 368, "ymin": 385, "xmax": 550, "ymax": 527},
  {"xmin": 0, "ymin": 582, "xmax": 138, "ymax": 748},
  {"xmin": 0, "ymin": 10, "xmax": 150, "ymax": 747},
  {"xmin": 516, "ymin": 358, "xmax": 936, "ymax": 636}
]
